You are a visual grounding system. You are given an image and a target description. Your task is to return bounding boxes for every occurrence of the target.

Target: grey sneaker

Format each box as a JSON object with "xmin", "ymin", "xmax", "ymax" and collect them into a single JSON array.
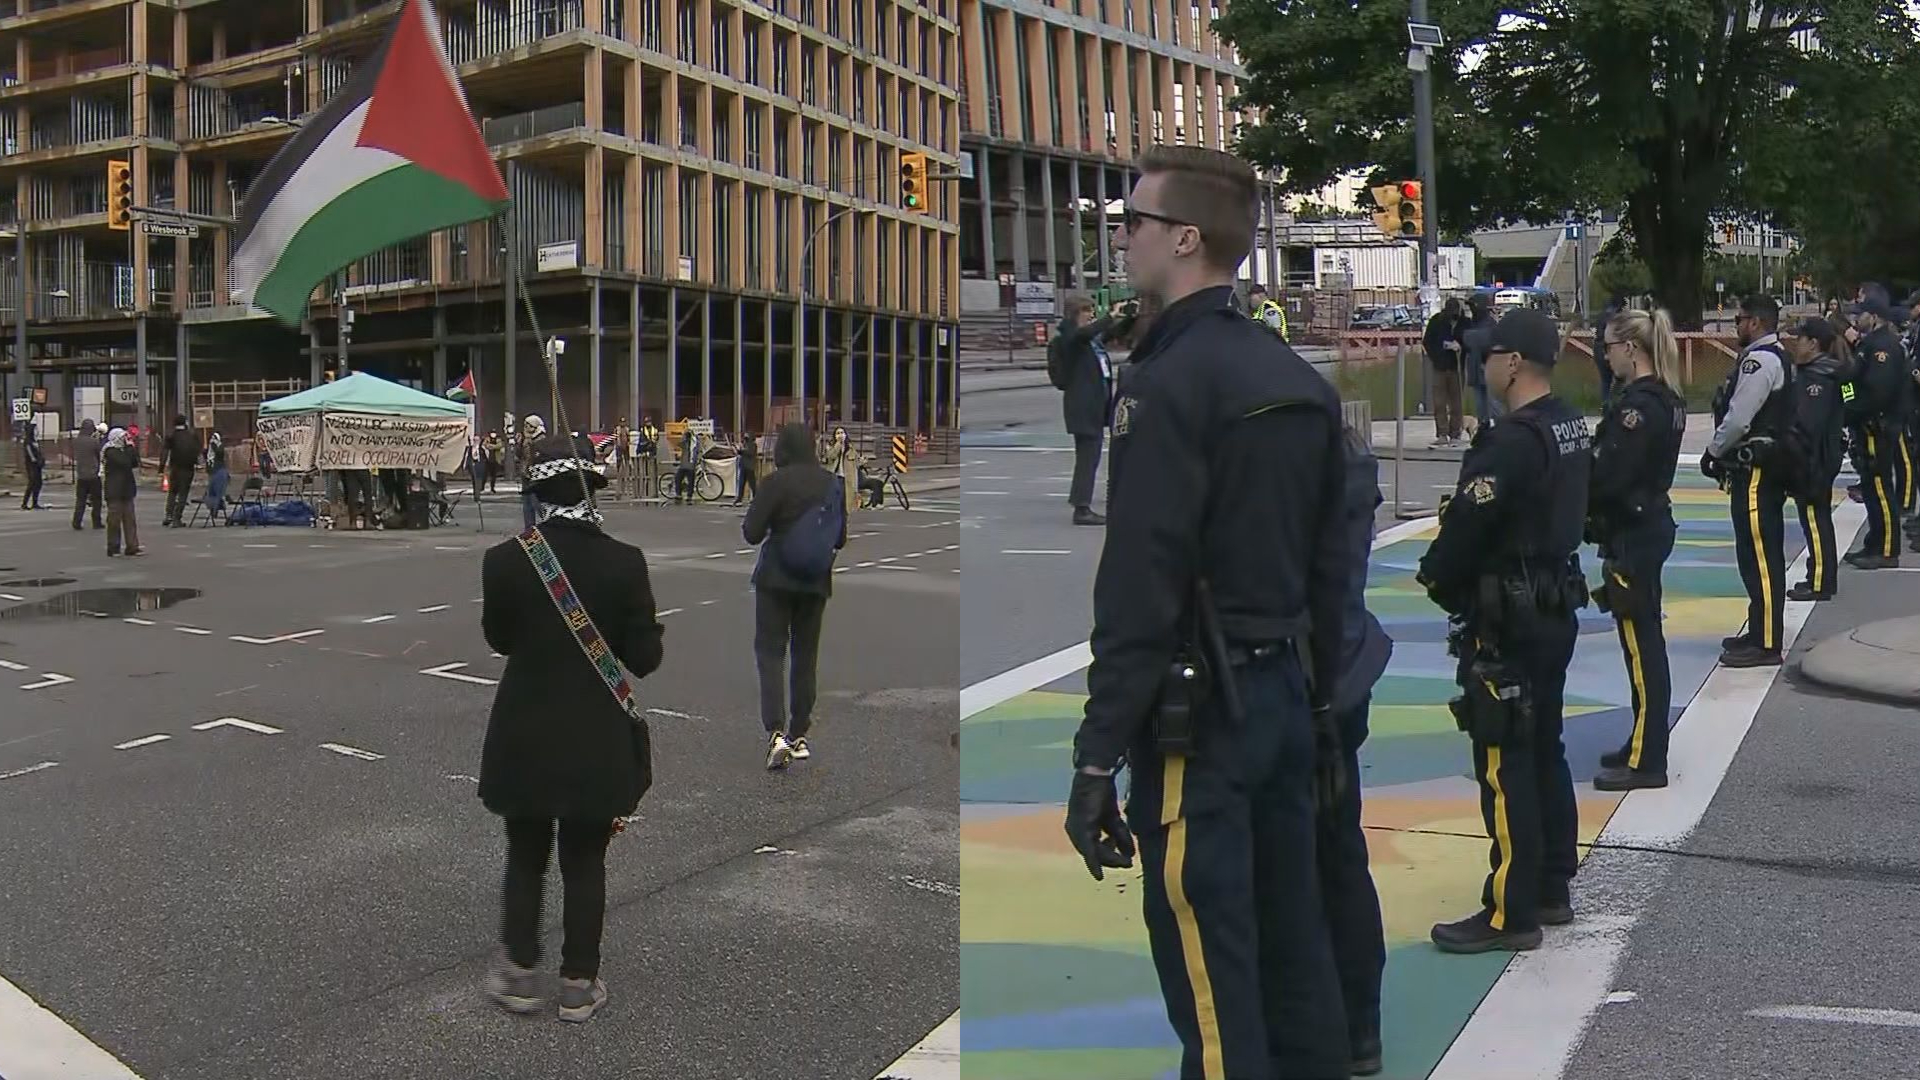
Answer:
[
  {"xmin": 557, "ymin": 976, "xmax": 608, "ymax": 1023},
  {"xmin": 765, "ymin": 732, "xmax": 792, "ymax": 770},
  {"xmin": 484, "ymin": 957, "xmax": 542, "ymax": 1014},
  {"xmin": 789, "ymin": 736, "xmax": 811, "ymax": 761}
]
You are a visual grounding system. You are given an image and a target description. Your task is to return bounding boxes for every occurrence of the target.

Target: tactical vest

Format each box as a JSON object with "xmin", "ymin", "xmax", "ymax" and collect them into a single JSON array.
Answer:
[
  {"xmin": 1494, "ymin": 398, "xmax": 1593, "ymax": 566},
  {"xmin": 1714, "ymin": 340, "xmax": 1794, "ymax": 440}
]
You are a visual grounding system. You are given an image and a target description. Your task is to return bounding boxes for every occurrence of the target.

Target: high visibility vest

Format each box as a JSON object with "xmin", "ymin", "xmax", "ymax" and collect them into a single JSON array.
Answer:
[{"xmin": 1254, "ymin": 300, "xmax": 1289, "ymax": 342}]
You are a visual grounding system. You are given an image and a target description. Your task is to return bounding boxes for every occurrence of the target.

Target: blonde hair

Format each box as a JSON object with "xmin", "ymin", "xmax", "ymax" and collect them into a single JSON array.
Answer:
[{"xmin": 1607, "ymin": 308, "xmax": 1681, "ymax": 392}]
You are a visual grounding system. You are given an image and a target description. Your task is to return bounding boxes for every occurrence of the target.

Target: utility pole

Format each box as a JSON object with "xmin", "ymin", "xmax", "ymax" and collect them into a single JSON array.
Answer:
[{"xmin": 1408, "ymin": 6, "xmax": 1443, "ymax": 320}]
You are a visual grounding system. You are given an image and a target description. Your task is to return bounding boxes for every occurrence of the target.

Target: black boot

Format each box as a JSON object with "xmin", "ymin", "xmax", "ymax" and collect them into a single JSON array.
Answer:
[
  {"xmin": 1431, "ymin": 910, "xmax": 1541, "ymax": 954},
  {"xmin": 1595, "ymin": 766, "xmax": 1668, "ymax": 792},
  {"xmin": 1719, "ymin": 641, "xmax": 1782, "ymax": 668},
  {"xmin": 1350, "ymin": 1035, "xmax": 1383, "ymax": 1077},
  {"xmin": 1846, "ymin": 551, "xmax": 1899, "ymax": 569},
  {"xmin": 1072, "ymin": 506, "xmax": 1105, "ymax": 526},
  {"xmin": 1599, "ymin": 746, "xmax": 1631, "ymax": 770},
  {"xmin": 1787, "ymin": 582, "xmax": 1832, "ymax": 601}
]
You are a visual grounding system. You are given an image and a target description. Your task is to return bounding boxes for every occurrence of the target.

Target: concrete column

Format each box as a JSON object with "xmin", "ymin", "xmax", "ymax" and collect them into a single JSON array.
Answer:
[
  {"xmin": 993, "ymin": 8, "xmax": 1021, "ymax": 139},
  {"xmin": 432, "ymin": 306, "xmax": 447, "ymax": 400},
  {"xmin": 589, "ymin": 279, "xmax": 603, "ymax": 431},
  {"xmin": 816, "ymin": 304, "xmax": 827, "ymax": 425},
  {"xmin": 866, "ymin": 312, "xmax": 877, "ymax": 423},
  {"xmin": 174, "ymin": 318, "xmax": 188, "ymax": 416},
  {"xmin": 1057, "ymin": 26, "xmax": 1083, "ymax": 152},
  {"xmin": 1094, "ymin": 166, "xmax": 1110, "ymax": 287},
  {"xmin": 630, "ymin": 285, "xmax": 643, "ymax": 423},
  {"xmin": 1023, "ymin": 17, "xmax": 1052, "ymax": 144},
  {"xmin": 1084, "ymin": 35, "xmax": 1108, "ymax": 155},
  {"xmin": 699, "ymin": 290, "xmax": 712, "ymax": 419},
  {"xmin": 1008, "ymin": 151, "xmax": 1029, "ymax": 278},
  {"xmin": 977, "ymin": 146, "xmax": 996, "ymax": 275},
  {"xmin": 962, "ymin": 0, "xmax": 990, "ymax": 132},
  {"xmin": 1199, "ymin": 67, "xmax": 1218, "ymax": 149},
  {"xmin": 732, "ymin": 294, "xmax": 744, "ymax": 436},
  {"xmin": 1069, "ymin": 160, "xmax": 1084, "ymax": 287},
  {"xmin": 907, "ymin": 321, "xmax": 923, "ymax": 434},
  {"xmin": 839, "ymin": 306, "xmax": 853, "ymax": 423},
  {"xmin": 665, "ymin": 286, "xmax": 679, "ymax": 418},
  {"xmin": 762, "ymin": 298, "xmax": 774, "ymax": 432},
  {"xmin": 1040, "ymin": 155, "xmax": 1057, "ymax": 283}
]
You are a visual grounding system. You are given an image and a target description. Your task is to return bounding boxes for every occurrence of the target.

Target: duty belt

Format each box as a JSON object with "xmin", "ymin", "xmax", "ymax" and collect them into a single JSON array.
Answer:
[{"xmin": 1223, "ymin": 641, "xmax": 1291, "ymax": 667}]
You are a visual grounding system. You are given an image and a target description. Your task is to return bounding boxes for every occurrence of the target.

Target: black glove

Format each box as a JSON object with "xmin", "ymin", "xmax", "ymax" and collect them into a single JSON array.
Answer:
[
  {"xmin": 1700, "ymin": 453, "xmax": 1726, "ymax": 481},
  {"xmin": 1310, "ymin": 705, "xmax": 1348, "ymax": 814},
  {"xmin": 1064, "ymin": 770, "xmax": 1136, "ymax": 881}
]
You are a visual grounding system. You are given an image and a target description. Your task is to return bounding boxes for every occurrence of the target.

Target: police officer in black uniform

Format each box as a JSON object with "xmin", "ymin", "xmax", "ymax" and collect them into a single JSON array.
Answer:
[
  {"xmin": 1702, "ymin": 296, "xmax": 1794, "ymax": 667},
  {"xmin": 1841, "ymin": 284, "xmax": 1908, "ymax": 569},
  {"xmin": 1900, "ymin": 290, "xmax": 1920, "ymax": 550},
  {"xmin": 1587, "ymin": 308, "xmax": 1686, "ymax": 791},
  {"xmin": 1417, "ymin": 308, "xmax": 1590, "ymax": 953},
  {"xmin": 1064, "ymin": 144, "xmax": 1354, "ymax": 1079},
  {"xmin": 1779, "ymin": 317, "xmax": 1852, "ymax": 600}
]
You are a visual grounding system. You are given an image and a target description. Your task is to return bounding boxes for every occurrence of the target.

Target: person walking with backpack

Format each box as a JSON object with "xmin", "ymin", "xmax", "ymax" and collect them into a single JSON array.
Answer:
[{"xmin": 743, "ymin": 423, "xmax": 846, "ymax": 770}]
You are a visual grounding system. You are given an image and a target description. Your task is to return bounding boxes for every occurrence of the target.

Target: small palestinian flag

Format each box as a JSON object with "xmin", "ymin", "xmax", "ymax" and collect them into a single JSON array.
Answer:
[
  {"xmin": 229, "ymin": 0, "xmax": 508, "ymax": 326},
  {"xmin": 447, "ymin": 371, "xmax": 476, "ymax": 401}
]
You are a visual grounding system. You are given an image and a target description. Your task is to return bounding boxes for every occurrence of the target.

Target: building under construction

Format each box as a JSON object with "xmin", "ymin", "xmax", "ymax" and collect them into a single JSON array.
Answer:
[{"xmin": 0, "ymin": 0, "xmax": 963, "ymax": 442}]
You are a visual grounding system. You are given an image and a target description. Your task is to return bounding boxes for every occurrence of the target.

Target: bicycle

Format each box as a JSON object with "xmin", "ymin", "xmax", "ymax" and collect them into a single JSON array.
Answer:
[
  {"xmin": 657, "ymin": 458, "xmax": 725, "ymax": 503},
  {"xmin": 862, "ymin": 457, "xmax": 911, "ymax": 511}
]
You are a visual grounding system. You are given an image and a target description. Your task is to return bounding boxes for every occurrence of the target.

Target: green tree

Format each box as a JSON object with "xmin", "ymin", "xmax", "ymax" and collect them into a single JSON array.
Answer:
[{"xmin": 1217, "ymin": 0, "xmax": 1920, "ymax": 329}]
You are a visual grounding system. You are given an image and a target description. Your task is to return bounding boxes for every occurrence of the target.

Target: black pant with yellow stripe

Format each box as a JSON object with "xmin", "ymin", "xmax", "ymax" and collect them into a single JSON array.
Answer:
[
  {"xmin": 1729, "ymin": 464, "xmax": 1788, "ymax": 651},
  {"xmin": 1897, "ymin": 427, "xmax": 1915, "ymax": 516},
  {"xmin": 1125, "ymin": 650, "xmax": 1349, "ymax": 1080},
  {"xmin": 1796, "ymin": 490, "xmax": 1838, "ymax": 596},
  {"xmin": 1855, "ymin": 426, "xmax": 1902, "ymax": 560},
  {"xmin": 1601, "ymin": 519, "xmax": 1676, "ymax": 773},
  {"xmin": 1468, "ymin": 616, "xmax": 1580, "ymax": 933}
]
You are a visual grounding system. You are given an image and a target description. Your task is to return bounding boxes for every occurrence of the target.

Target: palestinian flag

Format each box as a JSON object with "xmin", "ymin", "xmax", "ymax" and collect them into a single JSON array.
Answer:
[
  {"xmin": 446, "ymin": 371, "xmax": 475, "ymax": 401},
  {"xmin": 229, "ymin": 0, "xmax": 508, "ymax": 326}
]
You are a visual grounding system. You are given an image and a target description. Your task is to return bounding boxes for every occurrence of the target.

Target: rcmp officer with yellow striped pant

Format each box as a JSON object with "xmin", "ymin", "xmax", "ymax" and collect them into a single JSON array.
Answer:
[
  {"xmin": 1418, "ymin": 308, "xmax": 1590, "ymax": 952},
  {"xmin": 1065, "ymin": 144, "xmax": 1354, "ymax": 1079},
  {"xmin": 1843, "ymin": 284, "xmax": 1911, "ymax": 568}
]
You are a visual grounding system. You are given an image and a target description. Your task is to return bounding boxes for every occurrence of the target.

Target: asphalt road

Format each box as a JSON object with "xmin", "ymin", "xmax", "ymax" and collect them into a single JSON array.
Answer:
[
  {"xmin": 1569, "ymin": 550, "xmax": 1920, "ymax": 1080},
  {"xmin": 0, "ymin": 486, "xmax": 958, "ymax": 1080},
  {"xmin": 958, "ymin": 381, "xmax": 1459, "ymax": 685}
]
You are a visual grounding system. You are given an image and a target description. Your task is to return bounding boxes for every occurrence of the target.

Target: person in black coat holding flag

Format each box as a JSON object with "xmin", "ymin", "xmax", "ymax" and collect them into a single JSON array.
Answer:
[
  {"xmin": 1049, "ymin": 296, "xmax": 1135, "ymax": 526},
  {"xmin": 479, "ymin": 434, "xmax": 663, "ymax": 1023}
]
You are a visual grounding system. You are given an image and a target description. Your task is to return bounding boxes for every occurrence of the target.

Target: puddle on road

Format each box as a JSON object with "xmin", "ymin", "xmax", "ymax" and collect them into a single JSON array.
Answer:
[
  {"xmin": 0, "ymin": 587, "xmax": 203, "ymax": 621},
  {"xmin": 0, "ymin": 577, "xmax": 77, "ymax": 588}
]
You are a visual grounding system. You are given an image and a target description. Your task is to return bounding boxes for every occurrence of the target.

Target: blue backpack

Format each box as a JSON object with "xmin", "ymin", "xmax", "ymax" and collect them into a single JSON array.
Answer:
[{"xmin": 778, "ymin": 481, "xmax": 845, "ymax": 580}]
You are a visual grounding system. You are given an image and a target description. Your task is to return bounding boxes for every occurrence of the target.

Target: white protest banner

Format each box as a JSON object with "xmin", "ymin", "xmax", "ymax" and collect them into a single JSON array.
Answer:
[
  {"xmin": 316, "ymin": 412, "xmax": 470, "ymax": 473},
  {"xmin": 254, "ymin": 413, "xmax": 321, "ymax": 472}
]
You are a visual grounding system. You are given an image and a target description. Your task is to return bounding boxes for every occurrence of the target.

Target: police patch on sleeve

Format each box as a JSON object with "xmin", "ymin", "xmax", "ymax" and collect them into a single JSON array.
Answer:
[
  {"xmin": 1808, "ymin": 383, "xmax": 1823, "ymax": 396},
  {"xmin": 1621, "ymin": 407, "xmax": 1642, "ymax": 430},
  {"xmin": 1740, "ymin": 357, "xmax": 1762, "ymax": 376},
  {"xmin": 1877, "ymin": 351, "xmax": 1890, "ymax": 364},
  {"xmin": 1465, "ymin": 475, "xmax": 1496, "ymax": 504},
  {"xmin": 1111, "ymin": 395, "xmax": 1137, "ymax": 436}
]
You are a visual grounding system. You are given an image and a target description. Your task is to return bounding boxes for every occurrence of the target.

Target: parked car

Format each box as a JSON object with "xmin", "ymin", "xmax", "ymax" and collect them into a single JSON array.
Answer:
[{"xmin": 1350, "ymin": 304, "xmax": 1417, "ymax": 329}]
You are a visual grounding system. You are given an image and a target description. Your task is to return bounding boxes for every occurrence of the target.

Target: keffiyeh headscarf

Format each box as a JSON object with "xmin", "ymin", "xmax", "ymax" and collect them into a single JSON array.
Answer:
[
  {"xmin": 529, "ymin": 455, "xmax": 603, "ymax": 526},
  {"xmin": 105, "ymin": 427, "xmax": 128, "ymax": 450}
]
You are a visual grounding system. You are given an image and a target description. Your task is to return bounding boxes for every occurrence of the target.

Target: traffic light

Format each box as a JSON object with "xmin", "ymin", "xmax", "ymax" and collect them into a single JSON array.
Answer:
[
  {"xmin": 1369, "ymin": 182, "xmax": 1417, "ymax": 239},
  {"xmin": 899, "ymin": 150, "xmax": 927, "ymax": 213},
  {"xmin": 106, "ymin": 159, "xmax": 133, "ymax": 230},
  {"xmin": 1397, "ymin": 180, "xmax": 1423, "ymax": 238}
]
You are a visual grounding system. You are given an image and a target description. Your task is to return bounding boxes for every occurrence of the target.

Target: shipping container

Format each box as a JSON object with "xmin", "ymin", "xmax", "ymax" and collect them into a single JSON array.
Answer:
[
  {"xmin": 1437, "ymin": 245, "xmax": 1476, "ymax": 290},
  {"xmin": 1313, "ymin": 244, "xmax": 1417, "ymax": 290}
]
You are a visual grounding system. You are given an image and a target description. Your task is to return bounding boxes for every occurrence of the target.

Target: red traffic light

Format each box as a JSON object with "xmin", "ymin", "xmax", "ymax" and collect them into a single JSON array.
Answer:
[{"xmin": 1399, "ymin": 181, "xmax": 1422, "ymax": 201}]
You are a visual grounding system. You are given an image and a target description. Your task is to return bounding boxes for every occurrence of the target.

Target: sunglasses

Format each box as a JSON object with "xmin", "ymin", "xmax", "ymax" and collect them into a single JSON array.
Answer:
[{"xmin": 1124, "ymin": 207, "xmax": 1193, "ymax": 233}]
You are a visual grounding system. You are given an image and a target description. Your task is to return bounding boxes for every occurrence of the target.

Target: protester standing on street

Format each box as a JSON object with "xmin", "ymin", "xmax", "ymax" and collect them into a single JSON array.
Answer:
[
  {"xmin": 1048, "ymin": 295, "xmax": 1130, "ymax": 526},
  {"xmin": 71, "ymin": 418, "xmax": 103, "ymax": 529},
  {"xmin": 732, "ymin": 429, "xmax": 760, "ymax": 506},
  {"xmin": 1703, "ymin": 296, "xmax": 1794, "ymax": 667},
  {"xmin": 610, "ymin": 417, "xmax": 633, "ymax": 499},
  {"xmin": 1325, "ymin": 421, "xmax": 1393, "ymax": 1076},
  {"xmin": 1841, "ymin": 285, "xmax": 1908, "ymax": 568},
  {"xmin": 16, "ymin": 421, "xmax": 44, "ymax": 510},
  {"xmin": 1461, "ymin": 293, "xmax": 1500, "ymax": 430},
  {"xmin": 158, "ymin": 415, "xmax": 198, "ymax": 527},
  {"xmin": 1064, "ymin": 144, "xmax": 1353, "ymax": 1079},
  {"xmin": 101, "ymin": 427, "xmax": 143, "ymax": 557},
  {"xmin": 1417, "ymin": 308, "xmax": 1590, "ymax": 952},
  {"xmin": 1424, "ymin": 297, "xmax": 1465, "ymax": 447},
  {"xmin": 1779, "ymin": 317, "xmax": 1851, "ymax": 601},
  {"xmin": 1588, "ymin": 308, "xmax": 1687, "ymax": 791},
  {"xmin": 743, "ymin": 423, "xmax": 845, "ymax": 771},
  {"xmin": 480, "ymin": 434, "xmax": 663, "ymax": 1024},
  {"xmin": 519, "ymin": 415, "xmax": 547, "ymax": 527}
]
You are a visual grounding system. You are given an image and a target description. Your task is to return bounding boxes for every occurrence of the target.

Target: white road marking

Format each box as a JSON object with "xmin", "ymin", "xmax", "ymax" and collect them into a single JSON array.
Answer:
[
  {"xmin": 416, "ymin": 604, "xmax": 449, "ymax": 613},
  {"xmin": 20, "ymin": 674, "xmax": 72, "ymax": 691},
  {"xmin": 901, "ymin": 876, "xmax": 960, "ymax": 898},
  {"xmin": 419, "ymin": 662, "xmax": 498, "ymax": 686},
  {"xmin": 433, "ymin": 546, "xmax": 466, "ymax": 552},
  {"xmin": 0, "ymin": 659, "xmax": 24, "ymax": 671},
  {"xmin": 0, "ymin": 969, "xmax": 145, "ymax": 1079},
  {"xmin": 320, "ymin": 743, "xmax": 385, "ymax": 762},
  {"xmin": 704, "ymin": 552, "xmax": 728, "ymax": 559},
  {"xmin": 735, "ymin": 547, "xmax": 754, "ymax": 554},
  {"xmin": 942, "ymin": 543, "xmax": 959, "ymax": 550},
  {"xmin": 174, "ymin": 626, "xmax": 212, "ymax": 635},
  {"xmin": 752, "ymin": 845, "xmax": 798, "ymax": 855},
  {"xmin": 362, "ymin": 614, "xmax": 396, "ymax": 623},
  {"xmin": 1604, "ymin": 991, "xmax": 1639, "ymax": 1005},
  {"xmin": 1747, "ymin": 1005, "xmax": 1920, "ymax": 1028},
  {"xmin": 971, "ymin": 475, "xmax": 1011, "ymax": 480},
  {"xmin": 230, "ymin": 629, "xmax": 325, "ymax": 645},
  {"xmin": 1431, "ymin": 500, "xmax": 1868, "ymax": 1080},
  {"xmin": 856, "ymin": 561, "xmax": 875, "ymax": 568},
  {"xmin": 445, "ymin": 773, "xmax": 480, "ymax": 783},
  {"xmin": 114, "ymin": 734, "xmax": 172, "ymax": 750},
  {"xmin": 123, "ymin": 617, "xmax": 154, "ymax": 626},
  {"xmin": 700, "ymin": 599, "xmax": 718, "ymax": 605},
  {"xmin": 0, "ymin": 593, "xmax": 21, "ymax": 600},
  {"xmin": 658, "ymin": 607, "xmax": 683, "ymax": 617},
  {"xmin": 242, "ymin": 543, "xmax": 278, "ymax": 548},
  {"xmin": 834, "ymin": 566, "xmax": 849, "ymax": 573},
  {"xmin": 877, "ymin": 564, "xmax": 916, "ymax": 571},
  {"xmin": 0, "ymin": 761, "xmax": 58, "ymax": 782},
  {"xmin": 969, "ymin": 491, "xmax": 1012, "ymax": 496},
  {"xmin": 880, "ymin": 556, "xmax": 898, "ymax": 562},
  {"xmin": 874, "ymin": 1010, "xmax": 959, "ymax": 1080},
  {"xmin": 1001, "ymin": 549, "xmax": 1071, "ymax": 555},
  {"xmin": 646, "ymin": 707, "xmax": 696, "ymax": 720},
  {"xmin": 191, "ymin": 717, "xmax": 283, "ymax": 735}
]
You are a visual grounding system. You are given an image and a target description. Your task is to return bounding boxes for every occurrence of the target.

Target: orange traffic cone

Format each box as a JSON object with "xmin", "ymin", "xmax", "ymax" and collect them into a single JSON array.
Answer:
[{"xmin": 160, "ymin": 474, "xmax": 170, "ymax": 493}]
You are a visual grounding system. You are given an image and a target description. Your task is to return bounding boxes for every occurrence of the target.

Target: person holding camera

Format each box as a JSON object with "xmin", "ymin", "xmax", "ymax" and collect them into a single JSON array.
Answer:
[
  {"xmin": 1048, "ymin": 295, "xmax": 1134, "ymax": 526},
  {"xmin": 1417, "ymin": 308, "xmax": 1591, "ymax": 953},
  {"xmin": 1587, "ymin": 309, "xmax": 1687, "ymax": 792},
  {"xmin": 1701, "ymin": 296, "xmax": 1793, "ymax": 667}
]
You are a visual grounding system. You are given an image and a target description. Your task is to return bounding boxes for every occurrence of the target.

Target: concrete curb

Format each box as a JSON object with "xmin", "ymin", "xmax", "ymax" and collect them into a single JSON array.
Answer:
[{"xmin": 1797, "ymin": 616, "xmax": 1920, "ymax": 705}]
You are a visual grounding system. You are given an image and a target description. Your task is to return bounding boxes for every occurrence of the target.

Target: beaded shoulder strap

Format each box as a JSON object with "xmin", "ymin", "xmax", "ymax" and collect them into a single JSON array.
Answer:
[{"xmin": 515, "ymin": 526, "xmax": 643, "ymax": 723}]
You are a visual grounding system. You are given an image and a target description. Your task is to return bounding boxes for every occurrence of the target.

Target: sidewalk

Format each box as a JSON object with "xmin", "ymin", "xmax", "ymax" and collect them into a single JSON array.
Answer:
[{"xmin": 1797, "ymin": 531, "xmax": 1920, "ymax": 702}]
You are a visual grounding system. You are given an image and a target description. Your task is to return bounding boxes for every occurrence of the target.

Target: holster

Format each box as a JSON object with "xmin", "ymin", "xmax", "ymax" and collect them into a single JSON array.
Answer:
[
  {"xmin": 1153, "ymin": 651, "xmax": 1209, "ymax": 756},
  {"xmin": 1448, "ymin": 655, "xmax": 1533, "ymax": 746},
  {"xmin": 1599, "ymin": 558, "xmax": 1638, "ymax": 620}
]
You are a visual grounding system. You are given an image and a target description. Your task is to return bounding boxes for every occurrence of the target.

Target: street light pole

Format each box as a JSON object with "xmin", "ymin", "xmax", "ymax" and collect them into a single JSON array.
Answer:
[
  {"xmin": 793, "ymin": 205, "xmax": 862, "ymax": 430},
  {"xmin": 1409, "ymin": 0, "xmax": 1440, "ymax": 319}
]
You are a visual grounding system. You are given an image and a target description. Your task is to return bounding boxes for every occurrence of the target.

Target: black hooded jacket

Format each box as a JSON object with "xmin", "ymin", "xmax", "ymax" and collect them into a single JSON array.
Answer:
[{"xmin": 743, "ymin": 424, "xmax": 847, "ymax": 596}]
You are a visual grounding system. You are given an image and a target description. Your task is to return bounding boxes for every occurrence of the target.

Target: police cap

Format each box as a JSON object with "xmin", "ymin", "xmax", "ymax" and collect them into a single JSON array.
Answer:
[
  {"xmin": 1849, "ymin": 283, "xmax": 1900, "ymax": 321},
  {"xmin": 1485, "ymin": 308, "xmax": 1561, "ymax": 367}
]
